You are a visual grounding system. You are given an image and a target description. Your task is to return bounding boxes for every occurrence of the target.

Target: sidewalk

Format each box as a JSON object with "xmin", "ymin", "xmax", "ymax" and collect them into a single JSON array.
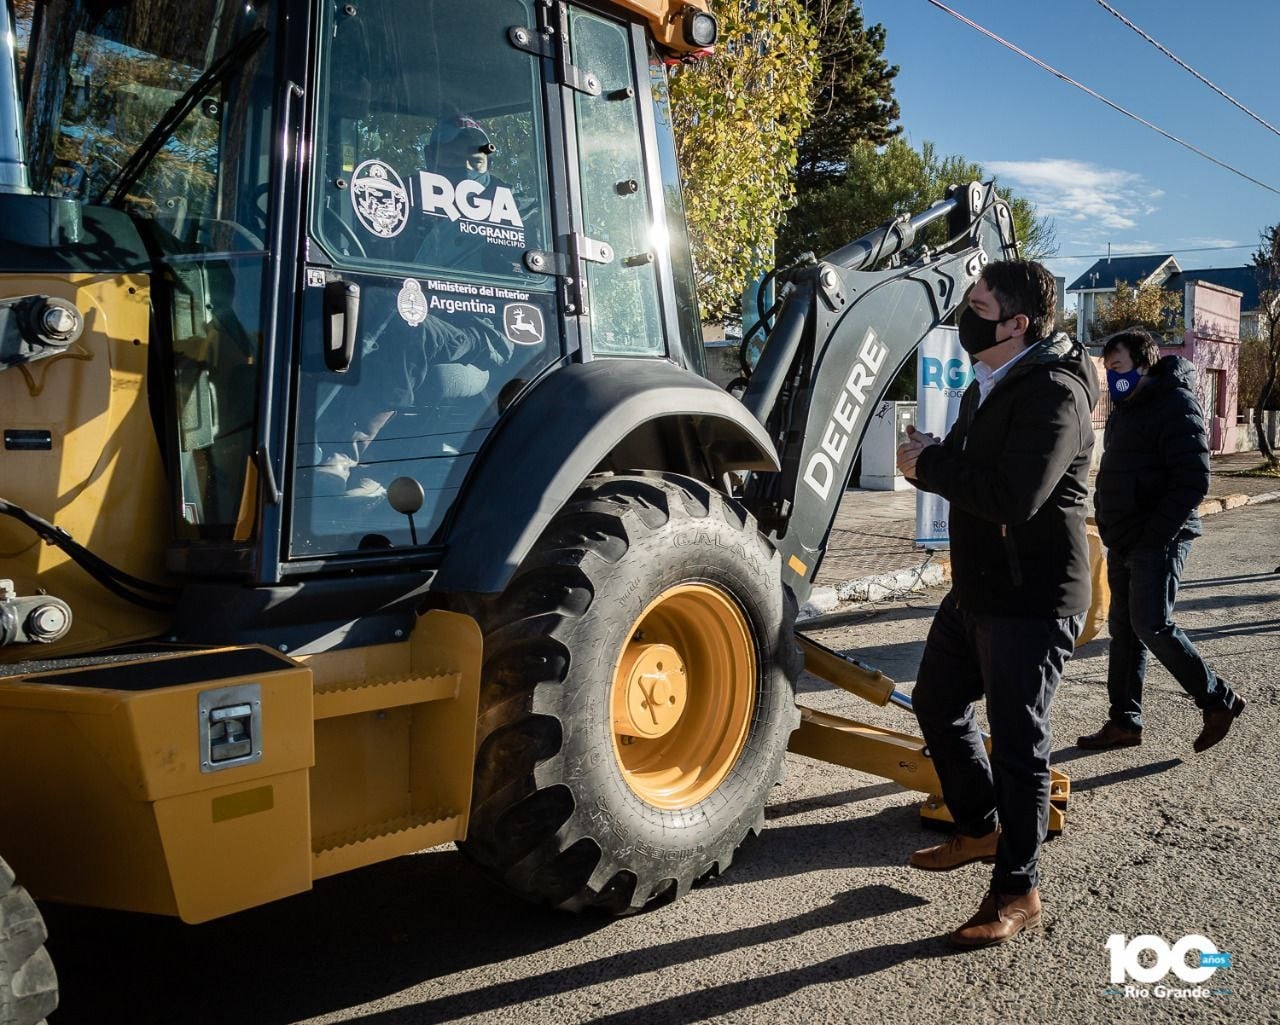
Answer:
[{"xmin": 808, "ymin": 450, "xmax": 1280, "ymax": 611}]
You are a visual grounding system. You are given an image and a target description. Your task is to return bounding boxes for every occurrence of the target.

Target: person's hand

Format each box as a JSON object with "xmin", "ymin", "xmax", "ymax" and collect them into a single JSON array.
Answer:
[
  {"xmin": 350, "ymin": 431, "xmax": 375, "ymax": 461},
  {"xmin": 896, "ymin": 425, "xmax": 939, "ymax": 479},
  {"xmin": 351, "ymin": 410, "xmax": 397, "ymax": 459}
]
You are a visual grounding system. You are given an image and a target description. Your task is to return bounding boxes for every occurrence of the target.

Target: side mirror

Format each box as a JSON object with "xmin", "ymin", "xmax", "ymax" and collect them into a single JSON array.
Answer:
[
  {"xmin": 387, "ymin": 477, "xmax": 424, "ymax": 516},
  {"xmin": 387, "ymin": 476, "xmax": 425, "ymax": 546}
]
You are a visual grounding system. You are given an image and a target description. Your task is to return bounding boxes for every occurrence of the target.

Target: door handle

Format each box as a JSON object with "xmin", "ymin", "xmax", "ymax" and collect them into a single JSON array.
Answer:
[{"xmin": 323, "ymin": 279, "xmax": 360, "ymax": 372}]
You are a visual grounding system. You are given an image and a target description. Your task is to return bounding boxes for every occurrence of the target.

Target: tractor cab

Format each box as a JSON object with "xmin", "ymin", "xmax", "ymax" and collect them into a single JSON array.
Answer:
[
  {"xmin": 9, "ymin": 0, "xmax": 704, "ymax": 593},
  {"xmin": 292, "ymin": 0, "xmax": 701, "ymax": 558}
]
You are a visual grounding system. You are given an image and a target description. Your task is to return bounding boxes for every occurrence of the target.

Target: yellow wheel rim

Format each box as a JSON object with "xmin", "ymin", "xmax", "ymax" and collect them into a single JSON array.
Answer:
[{"xmin": 610, "ymin": 583, "xmax": 756, "ymax": 809}]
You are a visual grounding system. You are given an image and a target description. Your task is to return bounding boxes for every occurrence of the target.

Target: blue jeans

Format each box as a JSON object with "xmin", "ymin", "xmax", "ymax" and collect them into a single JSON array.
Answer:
[
  {"xmin": 1106, "ymin": 539, "xmax": 1238, "ymax": 731},
  {"xmin": 913, "ymin": 593, "xmax": 1083, "ymax": 894}
]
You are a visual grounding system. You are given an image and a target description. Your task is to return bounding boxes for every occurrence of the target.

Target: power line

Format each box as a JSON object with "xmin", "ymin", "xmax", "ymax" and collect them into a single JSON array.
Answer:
[
  {"xmin": 1094, "ymin": 0, "xmax": 1280, "ymax": 141},
  {"xmin": 1056, "ymin": 243, "xmax": 1256, "ymax": 259},
  {"xmin": 922, "ymin": 0, "xmax": 1280, "ymax": 198}
]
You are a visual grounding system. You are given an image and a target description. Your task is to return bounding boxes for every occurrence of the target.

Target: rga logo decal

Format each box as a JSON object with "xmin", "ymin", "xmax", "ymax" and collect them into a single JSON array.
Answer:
[
  {"xmin": 350, "ymin": 160, "xmax": 409, "ymax": 238},
  {"xmin": 396, "ymin": 279, "xmax": 428, "ymax": 327},
  {"xmin": 921, "ymin": 355, "xmax": 974, "ymax": 397},
  {"xmin": 1105, "ymin": 933, "xmax": 1232, "ymax": 1000},
  {"xmin": 503, "ymin": 303, "xmax": 544, "ymax": 346},
  {"xmin": 418, "ymin": 171, "xmax": 525, "ymax": 248}
]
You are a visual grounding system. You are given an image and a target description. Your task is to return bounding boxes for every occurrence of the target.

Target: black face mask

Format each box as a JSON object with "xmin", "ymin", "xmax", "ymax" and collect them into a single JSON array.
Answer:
[{"xmin": 957, "ymin": 306, "xmax": 1007, "ymax": 356}]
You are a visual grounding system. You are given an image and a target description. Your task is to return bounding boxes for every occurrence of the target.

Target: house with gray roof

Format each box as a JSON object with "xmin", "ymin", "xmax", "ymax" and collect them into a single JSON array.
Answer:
[
  {"xmin": 1066, "ymin": 254, "xmax": 1180, "ymax": 343},
  {"xmin": 1066, "ymin": 255, "xmax": 1266, "ymax": 343}
]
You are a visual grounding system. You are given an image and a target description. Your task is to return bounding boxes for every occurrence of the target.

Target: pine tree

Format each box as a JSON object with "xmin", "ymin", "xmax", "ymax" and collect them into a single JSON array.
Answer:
[{"xmin": 793, "ymin": 0, "xmax": 900, "ymax": 190}]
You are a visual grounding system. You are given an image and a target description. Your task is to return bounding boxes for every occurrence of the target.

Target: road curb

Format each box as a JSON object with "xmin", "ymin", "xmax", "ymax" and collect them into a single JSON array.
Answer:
[
  {"xmin": 800, "ymin": 555, "xmax": 950, "ymax": 620},
  {"xmin": 1199, "ymin": 489, "xmax": 1278, "ymax": 517}
]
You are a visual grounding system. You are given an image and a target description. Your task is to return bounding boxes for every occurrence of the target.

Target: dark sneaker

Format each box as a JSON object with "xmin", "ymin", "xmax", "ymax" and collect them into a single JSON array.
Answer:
[
  {"xmin": 1193, "ymin": 697, "xmax": 1246, "ymax": 753},
  {"xmin": 1076, "ymin": 721, "xmax": 1142, "ymax": 750},
  {"xmin": 950, "ymin": 888, "xmax": 1043, "ymax": 948},
  {"xmin": 909, "ymin": 828, "xmax": 999, "ymax": 871}
]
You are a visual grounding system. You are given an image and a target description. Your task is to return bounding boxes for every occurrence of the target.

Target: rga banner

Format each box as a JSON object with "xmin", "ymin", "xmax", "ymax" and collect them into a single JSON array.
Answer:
[{"xmin": 914, "ymin": 326, "xmax": 973, "ymax": 550}]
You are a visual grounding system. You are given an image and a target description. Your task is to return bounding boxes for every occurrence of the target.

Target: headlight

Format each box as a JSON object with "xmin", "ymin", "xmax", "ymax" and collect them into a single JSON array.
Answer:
[{"xmin": 682, "ymin": 8, "xmax": 718, "ymax": 48}]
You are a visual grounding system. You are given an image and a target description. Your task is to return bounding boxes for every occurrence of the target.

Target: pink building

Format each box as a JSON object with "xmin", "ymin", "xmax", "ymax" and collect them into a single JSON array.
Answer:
[{"xmin": 1177, "ymin": 280, "xmax": 1242, "ymax": 453}]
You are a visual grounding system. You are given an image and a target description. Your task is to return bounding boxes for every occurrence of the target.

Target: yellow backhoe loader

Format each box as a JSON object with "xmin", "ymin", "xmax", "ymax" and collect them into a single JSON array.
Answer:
[{"xmin": 0, "ymin": 2, "xmax": 1104, "ymax": 1021}]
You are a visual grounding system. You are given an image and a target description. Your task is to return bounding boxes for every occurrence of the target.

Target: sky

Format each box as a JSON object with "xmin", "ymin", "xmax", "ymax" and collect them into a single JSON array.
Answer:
[{"xmin": 860, "ymin": 0, "xmax": 1280, "ymax": 305}]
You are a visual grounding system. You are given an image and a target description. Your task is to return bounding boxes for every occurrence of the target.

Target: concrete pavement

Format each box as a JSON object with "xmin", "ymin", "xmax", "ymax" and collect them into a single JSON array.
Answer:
[{"xmin": 809, "ymin": 451, "xmax": 1280, "ymax": 613}]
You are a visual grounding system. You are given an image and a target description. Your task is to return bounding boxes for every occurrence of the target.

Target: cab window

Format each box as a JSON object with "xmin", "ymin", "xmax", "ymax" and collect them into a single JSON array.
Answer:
[
  {"xmin": 568, "ymin": 8, "xmax": 664, "ymax": 356},
  {"xmin": 15, "ymin": 0, "xmax": 277, "ymax": 540},
  {"xmin": 311, "ymin": 0, "xmax": 552, "ymax": 290}
]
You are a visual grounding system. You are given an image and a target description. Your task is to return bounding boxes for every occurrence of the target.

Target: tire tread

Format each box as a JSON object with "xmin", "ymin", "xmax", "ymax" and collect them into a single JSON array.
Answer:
[
  {"xmin": 459, "ymin": 474, "xmax": 800, "ymax": 913},
  {"xmin": 0, "ymin": 859, "xmax": 57, "ymax": 1025}
]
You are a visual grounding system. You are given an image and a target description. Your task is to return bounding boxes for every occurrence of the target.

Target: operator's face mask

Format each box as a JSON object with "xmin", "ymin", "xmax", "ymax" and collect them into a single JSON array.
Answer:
[
  {"xmin": 464, "ymin": 154, "xmax": 491, "ymax": 186},
  {"xmin": 1106, "ymin": 368, "xmax": 1143, "ymax": 401},
  {"xmin": 957, "ymin": 305, "xmax": 1010, "ymax": 356}
]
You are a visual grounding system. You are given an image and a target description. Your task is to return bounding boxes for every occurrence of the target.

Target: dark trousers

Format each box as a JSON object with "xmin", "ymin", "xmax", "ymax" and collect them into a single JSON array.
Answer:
[
  {"xmin": 913, "ymin": 592, "xmax": 1082, "ymax": 894},
  {"xmin": 1106, "ymin": 539, "xmax": 1238, "ymax": 731}
]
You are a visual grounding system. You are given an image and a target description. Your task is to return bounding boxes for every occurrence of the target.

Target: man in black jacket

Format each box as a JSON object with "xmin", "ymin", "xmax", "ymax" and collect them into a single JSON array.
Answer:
[
  {"xmin": 1077, "ymin": 328, "xmax": 1245, "ymax": 753},
  {"xmin": 896, "ymin": 260, "xmax": 1097, "ymax": 948}
]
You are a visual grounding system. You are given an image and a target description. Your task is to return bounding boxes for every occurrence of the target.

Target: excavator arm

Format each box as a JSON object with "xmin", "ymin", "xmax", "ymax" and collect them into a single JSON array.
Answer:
[
  {"xmin": 738, "ymin": 182, "xmax": 1079, "ymax": 833},
  {"xmin": 741, "ymin": 181, "xmax": 1019, "ymax": 605}
]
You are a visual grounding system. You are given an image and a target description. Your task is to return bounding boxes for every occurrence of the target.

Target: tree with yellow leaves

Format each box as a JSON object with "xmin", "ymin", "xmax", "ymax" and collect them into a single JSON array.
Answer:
[
  {"xmin": 1091, "ymin": 279, "xmax": 1185, "ymax": 342},
  {"xmin": 669, "ymin": 1, "xmax": 817, "ymax": 321}
]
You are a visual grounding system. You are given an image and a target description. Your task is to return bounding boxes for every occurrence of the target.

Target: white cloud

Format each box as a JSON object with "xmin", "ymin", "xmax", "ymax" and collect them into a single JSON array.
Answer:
[
  {"xmin": 1106, "ymin": 240, "xmax": 1161, "ymax": 255},
  {"xmin": 1183, "ymin": 236, "xmax": 1241, "ymax": 249},
  {"xmin": 984, "ymin": 158, "xmax": 1159, "ymax": 232}
]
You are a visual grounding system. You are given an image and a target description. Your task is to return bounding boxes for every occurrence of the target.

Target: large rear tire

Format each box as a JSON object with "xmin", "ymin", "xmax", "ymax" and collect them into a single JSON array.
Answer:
[
  {"xmin": 460, "ymin": 474, "xmax": 800, "ymax": 913},
  {"xmin": 0, "ymin": 857, "xmax": 57, "ymax": 1025}
]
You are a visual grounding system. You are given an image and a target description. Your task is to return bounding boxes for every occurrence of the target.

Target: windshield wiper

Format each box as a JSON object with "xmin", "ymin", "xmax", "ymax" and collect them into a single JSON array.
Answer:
[{"xmin": 98, "ymin": 26, "xmax": 268, "ymax": 207}]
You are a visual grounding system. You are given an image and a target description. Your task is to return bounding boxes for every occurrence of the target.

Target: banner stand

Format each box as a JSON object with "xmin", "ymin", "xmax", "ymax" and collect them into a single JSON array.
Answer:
[{"xmin": 914, "ymin": 326, "xmax": 973, "ymax": 551}]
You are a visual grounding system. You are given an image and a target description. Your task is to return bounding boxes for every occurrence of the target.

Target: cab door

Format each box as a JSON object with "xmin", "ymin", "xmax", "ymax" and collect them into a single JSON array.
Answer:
[{"xmin": 288, "ymin": 0, "xmax": 562, "ymax": 560}]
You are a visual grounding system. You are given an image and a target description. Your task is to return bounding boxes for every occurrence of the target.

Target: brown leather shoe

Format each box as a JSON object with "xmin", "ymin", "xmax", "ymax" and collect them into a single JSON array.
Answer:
[
  {"xmin": 1076, "ymin": 721, "xmax": 1142, "ymax": 750},
  {"xmin": 909, "ymin": 827, "xmax": 999, "ymax": 872},
  {"xmin": 949, "ymin": 888, "xmax": 1043, "ymax": 948},
  {"xmin": 1193, "ymin": 697, "xmax": 1246, "ymax": 753}
]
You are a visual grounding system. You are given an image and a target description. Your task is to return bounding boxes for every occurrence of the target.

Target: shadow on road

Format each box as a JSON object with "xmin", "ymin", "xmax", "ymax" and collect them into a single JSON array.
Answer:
[
  {"xmin": 719, "ymin": 803, "xmax": 928, "ymax": 886},
  {"xmin": 572, "ymin": 933, "xmax": 971, "ymax": 1025},
  {"xmin": 765, "ymin": 781, "xmax": 905, "ymax": 820},
  {"xmin": 42, "ymin": 848, "xmax": 606, "ymax": 1025},
  {"xmin": 41, "ymin": 804, "xmax": 931, "ymax": 1025},
  {"xmin": 1178, "ymin": 571, "xmax": 1279, "ymax": 589},
  {"xmin": 339, "ymin": 884, "xmax": 930, "ymax": 1025},
  {"xmin": 1186, "ymin": 617, "xmax": 1280, "ymax": 640},
  {"xmin": 1071, "ymin": 637, "xmax": 1111, "ymax": 659},
  {"xmin": 1068, "ymin": 758, "xmax": 1183, "ymax": 794},
  {"xmin": 1175, "ymin": 593, "xmax": 1273, "ymax": 613}
]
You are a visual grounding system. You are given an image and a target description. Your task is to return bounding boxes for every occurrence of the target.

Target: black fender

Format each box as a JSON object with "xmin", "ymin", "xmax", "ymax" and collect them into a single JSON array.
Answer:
[{"xmin": 434, "ymin": 360, "xmax": 778, "ymax": 594}]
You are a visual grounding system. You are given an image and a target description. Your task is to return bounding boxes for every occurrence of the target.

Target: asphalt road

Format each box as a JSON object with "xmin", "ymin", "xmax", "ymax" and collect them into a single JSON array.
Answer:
[{"xmin": 41, "ymin": 502, "xmax": 1280, "ymax": 1025}]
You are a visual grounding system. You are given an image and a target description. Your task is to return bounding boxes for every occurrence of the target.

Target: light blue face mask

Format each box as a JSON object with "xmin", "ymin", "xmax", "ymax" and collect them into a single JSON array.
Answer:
[{"xmin": 1106, "ymin": 368, "xmax": 1143, "ymax": 401}]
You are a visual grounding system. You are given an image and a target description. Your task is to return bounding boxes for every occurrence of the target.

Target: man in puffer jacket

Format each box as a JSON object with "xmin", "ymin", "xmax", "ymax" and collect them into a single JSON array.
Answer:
[
  {"xmin": 1078, "ymin": 328, "xmax": 1245, "ymax": 753},
  {"xmin": 896, "ymin": 260, "xmax": 1097, "ymax": 948}
]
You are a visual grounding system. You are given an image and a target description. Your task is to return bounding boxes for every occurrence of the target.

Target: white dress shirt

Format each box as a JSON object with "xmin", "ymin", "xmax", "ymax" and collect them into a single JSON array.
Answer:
[{"xmin": 973, "ymin": 343, "xmax": 1036, "ymax": 407}]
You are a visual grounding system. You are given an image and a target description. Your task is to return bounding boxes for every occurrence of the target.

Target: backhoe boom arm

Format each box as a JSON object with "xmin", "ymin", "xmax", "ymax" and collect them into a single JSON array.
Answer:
[{"xmin": 740, "ymin": 182, "xmax": 1019, "ymax": 603}]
